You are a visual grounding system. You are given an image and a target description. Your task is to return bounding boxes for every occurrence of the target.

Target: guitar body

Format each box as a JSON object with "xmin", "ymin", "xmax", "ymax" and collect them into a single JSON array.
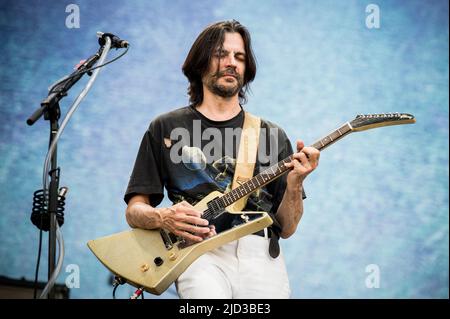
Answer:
[{"xmin": 87, "ymin": 191, "xmax": 273, "ymax": 295}]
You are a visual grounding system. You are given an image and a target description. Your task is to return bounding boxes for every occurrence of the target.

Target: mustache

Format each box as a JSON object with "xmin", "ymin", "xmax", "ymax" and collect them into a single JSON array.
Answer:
[{"xmin": 215, "ymin": 68, "xmax": 240, "ymax": 79}]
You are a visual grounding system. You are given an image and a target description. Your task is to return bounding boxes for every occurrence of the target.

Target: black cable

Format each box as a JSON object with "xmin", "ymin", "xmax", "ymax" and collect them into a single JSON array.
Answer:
[
  {"xmin": 112, "ymin": 283, "xmax": 119, "ymax": 299},
  {"xmin": 48, "ymin": 46, "xmax": 129, "ymax": 95},
  {"xmin": 33, "ymin": 228, "xmax": 43, "ymax": 299},
  {"xmin": 32, "ymin": 188, "xmax": 66, "ymax": 299},
  {"xmin": 112, "ymin": 276, "xmax": 126, "ymax": 299},
  {"xmin": 33, "ymin": 197, "xmax": 46, "ymax": 299}
]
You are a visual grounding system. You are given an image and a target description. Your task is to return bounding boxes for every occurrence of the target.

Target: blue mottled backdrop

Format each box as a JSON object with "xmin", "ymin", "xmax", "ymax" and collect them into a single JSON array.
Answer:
[{"xmin": 0, "ymin": 0, "xmax": 448, "ymax": 299}]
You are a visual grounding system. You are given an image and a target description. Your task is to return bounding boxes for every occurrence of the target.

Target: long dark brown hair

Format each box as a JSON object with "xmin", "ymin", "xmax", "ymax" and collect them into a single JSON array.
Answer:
[{"xmin": 182, "ymin": 20, "xmax": 257, "ymax": 106}]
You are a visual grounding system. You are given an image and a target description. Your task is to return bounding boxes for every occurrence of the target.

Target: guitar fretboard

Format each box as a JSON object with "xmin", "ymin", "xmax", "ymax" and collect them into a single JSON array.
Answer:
[{"xmin": 204, "ymin": 122, "xmax": 353, "ymax": 217}]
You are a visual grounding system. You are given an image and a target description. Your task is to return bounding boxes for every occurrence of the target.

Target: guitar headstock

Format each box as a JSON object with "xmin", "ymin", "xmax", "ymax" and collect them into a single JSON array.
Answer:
[{"xmin": 350, "ymin": 113, "xmax": 416, "ymax": 132}]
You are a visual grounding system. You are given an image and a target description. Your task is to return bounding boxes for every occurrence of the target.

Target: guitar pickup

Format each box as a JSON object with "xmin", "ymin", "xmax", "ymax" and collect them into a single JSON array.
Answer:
[{"xmin": 160, "ymin": 229, "xmax": 174, "ymax": 250}]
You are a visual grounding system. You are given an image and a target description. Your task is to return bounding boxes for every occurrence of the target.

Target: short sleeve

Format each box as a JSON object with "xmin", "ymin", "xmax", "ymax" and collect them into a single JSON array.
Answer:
[{"xmin": 124, "ymin": 124, "xmax": 164, "ymax": 206}]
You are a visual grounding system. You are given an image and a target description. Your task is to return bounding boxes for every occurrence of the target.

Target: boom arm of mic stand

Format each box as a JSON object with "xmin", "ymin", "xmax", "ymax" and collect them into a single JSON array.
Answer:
[{"xmin": 26, "ymin": 47, "xmax": 103, "ymax": 126}]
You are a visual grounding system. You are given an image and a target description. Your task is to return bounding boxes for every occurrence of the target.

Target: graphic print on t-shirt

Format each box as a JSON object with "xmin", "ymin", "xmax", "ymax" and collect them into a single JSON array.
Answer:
[{"xmin": 171, "ymin": 146, "xmax": 274, "ymax": 214}]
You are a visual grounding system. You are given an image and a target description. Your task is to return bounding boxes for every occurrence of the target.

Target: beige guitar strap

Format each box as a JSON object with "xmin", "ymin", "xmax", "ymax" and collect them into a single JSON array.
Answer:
[{"xmin": 231, "ymin": 111, "xmax": 261, "ymax": 211}]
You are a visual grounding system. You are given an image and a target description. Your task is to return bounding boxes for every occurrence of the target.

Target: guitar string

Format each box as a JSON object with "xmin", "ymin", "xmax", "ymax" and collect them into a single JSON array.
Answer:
[{"xmin": 202, "ymin": 155, "xmax": 294, "ymax": 220}]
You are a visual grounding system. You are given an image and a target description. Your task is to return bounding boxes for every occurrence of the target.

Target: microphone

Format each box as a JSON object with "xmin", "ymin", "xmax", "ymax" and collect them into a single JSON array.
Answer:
[{"xmin": 97, "ymin": 32, "xmax": 129, "ymax": 48}]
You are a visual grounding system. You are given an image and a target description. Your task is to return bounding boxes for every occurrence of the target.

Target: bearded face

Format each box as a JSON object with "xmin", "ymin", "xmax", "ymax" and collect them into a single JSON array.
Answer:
[
  {"xmin": 204, "ymin": 67, "xmax": 244, "ymax": 98},
  {"xmin": 202, "ymin": 32, "xmax": 246, "ymax": 99}
]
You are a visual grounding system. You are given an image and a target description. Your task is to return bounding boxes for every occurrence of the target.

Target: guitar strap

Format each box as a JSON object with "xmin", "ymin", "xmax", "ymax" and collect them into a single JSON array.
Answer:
[
  {"xmin": 231, "ymin": 111, "xmax": 282, "ymax": 259},
  {"xmin": 231, "ymin": 111, "xmax": 261, "ymax": 211}
]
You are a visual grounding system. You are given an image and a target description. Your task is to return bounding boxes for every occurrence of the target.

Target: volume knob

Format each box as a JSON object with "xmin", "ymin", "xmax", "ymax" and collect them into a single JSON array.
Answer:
[{"xmin": 154, "ymin": 257, "xmax": 164, "ymax": 266}]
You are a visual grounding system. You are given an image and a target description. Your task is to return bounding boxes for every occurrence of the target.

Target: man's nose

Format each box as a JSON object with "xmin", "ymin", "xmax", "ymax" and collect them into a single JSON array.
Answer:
[{"xmin": 224, "ymin": 53, "xmax": 237, "ymax": 68}]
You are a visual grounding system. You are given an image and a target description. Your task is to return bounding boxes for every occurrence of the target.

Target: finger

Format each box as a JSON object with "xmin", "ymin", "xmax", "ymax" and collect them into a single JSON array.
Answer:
[
  {"xmin": 284, "ymin": 161, "xmax": 294, "ymax": 168},
  {"xmin": 298, "ymin": 152, "xmax": 310, "ymax": 167},
  {"xmin": 174, "ymin": 230, "xmax": 204, "ymax": 243},
  {"xmin": 292, "ymin": 158, "xmax": 310, "ymax": 172},
  {"xmin": 179, "ymin": 200, "xmax": 195, "ymax": 208},
  {"xmin": 296, "ymin": 140, "xmax": 305, "ymax": 152},
  {"xmin": 291, "ymin": 157, "xmax": 311, "ymax": 173},
  {"xmin": 206, "ymin": 226, "xmax": 217, "ymax": 238},
  {"xmin": 292, "ymin": 152, "xmax": 310, "ymax": 168},
  {"xmin": 181, "ymin": 215, "xmax": 209, "ymax": 226},
  {"xmin": 302, "ymin": 147, "xmax": 320, "ymax": 160},
  {"xmin": 180, "ymin": 206, "xmax": 203, "ymax": 218},
  {"xmin": 301, "ymin": 148, "xmax": 320, "ymax": 168},
  {"xmin": 205, "ymin": 230, "xmax": 216, "ymax": 239},
  {"xmin": 176, "ymin": 221, "xmax": 211, "ymax": 234},
  {"xmin": 284, "ymin": 158, "xmax": 300, "ymax": 169}
]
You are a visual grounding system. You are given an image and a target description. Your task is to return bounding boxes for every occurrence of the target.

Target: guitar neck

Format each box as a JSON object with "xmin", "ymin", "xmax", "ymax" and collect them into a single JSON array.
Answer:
[
  {"xmin": 310, "ymin": 122, "xmax": 353, "ymax": 151},
  {"xmin": 211, "ymin": 122, "xmax": 353, "ymax": 210}
]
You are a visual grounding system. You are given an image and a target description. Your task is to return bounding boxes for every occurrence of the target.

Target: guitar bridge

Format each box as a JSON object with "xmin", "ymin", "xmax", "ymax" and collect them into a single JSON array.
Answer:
[{"xmin": 240, "ymin": 214, "xmax": 250, "ymax": 223}]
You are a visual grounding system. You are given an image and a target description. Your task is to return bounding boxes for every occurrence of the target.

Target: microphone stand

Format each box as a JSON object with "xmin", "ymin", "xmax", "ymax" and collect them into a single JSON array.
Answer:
[{"xmin": 27, "ymin": 36, "xmax": 113, "ymax": 298}]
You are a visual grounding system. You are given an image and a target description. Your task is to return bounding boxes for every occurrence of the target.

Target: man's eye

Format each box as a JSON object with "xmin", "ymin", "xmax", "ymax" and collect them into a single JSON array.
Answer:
[{"xmin": 215, "ymin": 50, "xmax": 227, "ymax": 56}]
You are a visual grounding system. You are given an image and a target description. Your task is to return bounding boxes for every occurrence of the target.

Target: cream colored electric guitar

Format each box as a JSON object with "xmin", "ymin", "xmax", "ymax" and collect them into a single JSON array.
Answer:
[{"xmin": 88, "ymin": 113, "xmax": 415, "ymax": 295}]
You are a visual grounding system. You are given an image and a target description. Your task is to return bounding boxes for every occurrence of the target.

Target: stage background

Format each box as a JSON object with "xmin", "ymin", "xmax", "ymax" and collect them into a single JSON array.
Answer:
[{"xmin": 0, "ymin": 0, "xmax": 448, "ymax": 298}]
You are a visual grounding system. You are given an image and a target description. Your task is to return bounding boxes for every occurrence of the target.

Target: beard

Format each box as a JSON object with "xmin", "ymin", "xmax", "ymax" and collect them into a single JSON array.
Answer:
[{"xmin": 204, "ymin": 69, "xmax": 244, "ymax": 98}]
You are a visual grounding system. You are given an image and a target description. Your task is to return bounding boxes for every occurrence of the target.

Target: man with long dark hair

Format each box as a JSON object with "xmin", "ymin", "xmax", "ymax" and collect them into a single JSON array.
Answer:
[{"xmin": 124, "ymin": 20, "xmax": 320, "ymax": 298}]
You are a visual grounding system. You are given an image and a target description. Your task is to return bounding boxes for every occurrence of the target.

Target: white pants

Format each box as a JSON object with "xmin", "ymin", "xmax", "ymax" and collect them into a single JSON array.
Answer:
[{"xmin": 175, "ymin": 232, "xmax": 291, "ymax": 299}]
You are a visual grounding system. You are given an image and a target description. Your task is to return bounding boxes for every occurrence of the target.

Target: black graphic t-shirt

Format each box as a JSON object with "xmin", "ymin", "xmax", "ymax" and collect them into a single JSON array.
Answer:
[{"xmin": 124, "ymin": 105, "xmax": 305, "ymax": 230}]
